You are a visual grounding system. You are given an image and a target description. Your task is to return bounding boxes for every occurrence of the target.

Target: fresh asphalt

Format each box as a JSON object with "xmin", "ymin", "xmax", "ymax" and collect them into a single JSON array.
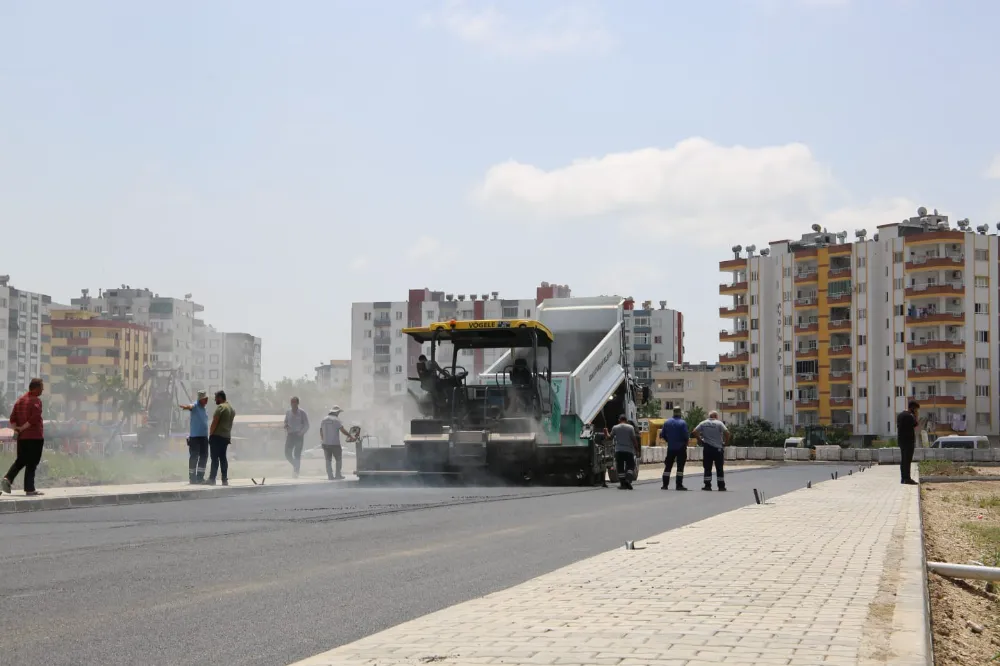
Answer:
[{"xmin": 0, "ymin": 464, "xmax": 855, "ymax": 666}]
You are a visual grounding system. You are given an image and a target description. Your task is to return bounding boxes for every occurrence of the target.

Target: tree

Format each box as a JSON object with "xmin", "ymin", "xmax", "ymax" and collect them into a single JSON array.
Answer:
[
  {"xmin": 638, "ymin": 397, "xmax": 661, "ymax": 419},
  {"xmin": 118, "ymin": 389, "xmax": 144, "ymax": 430},
  {"xmin": 57, "ymin": 368, "xmax": 94, "ymax": 420},
  {"xmin": 826, "ymin": 427, "xmax": 851, "ymax": 448},
  {"xmin": 95, "ymin": 374, "xmax": 125, "ymax": 424},
  {"xmin": 685, "ymin": 405, "xmax": 707, "ymax": 433},
  {"xmin": 729, "ymin": 418, "xmax": 786, "ymax": 448}
]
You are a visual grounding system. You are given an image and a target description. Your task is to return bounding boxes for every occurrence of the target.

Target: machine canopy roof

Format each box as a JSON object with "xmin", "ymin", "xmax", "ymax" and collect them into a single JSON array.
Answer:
[{"xmin": 403, "ymin": 319, "xmax": 554, "ymax": 348}]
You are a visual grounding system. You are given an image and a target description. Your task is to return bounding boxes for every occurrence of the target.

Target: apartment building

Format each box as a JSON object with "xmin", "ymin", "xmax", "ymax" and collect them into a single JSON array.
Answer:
[
  {"xmin": 191, "ymin": 326, "xmax": 262, "ymax": 400},
  {"xmin": 624, "ymin": 300, "xmax": 684, "ymax": 385},
  {"xmin": 224, "ymin": 332, "xmax": 262, "ymax": 399},
  {"xmin": 0, "ymin": 275, "xmax": 56, "ymax": 402},
  {"xmin": 316, "ymin": 360, "xmax": 350, "ymax": 391},
  {"xmin": 718, "ymin": 208, "xmax": 1000, "ymax": 438},
  {"xmin": 45, "ymin": 309, "xmax": 152, "ymax": 421},
  {"xmin": 651, "ymin": 362, "xmax": 728, "ymax": 414},
  {"xmin": 193, "ymin": 323, "xmax": 226, "ymax": 397},
  {"xmin": 71, "ymin": 287, "xmax": 204, "ymax": 382}
]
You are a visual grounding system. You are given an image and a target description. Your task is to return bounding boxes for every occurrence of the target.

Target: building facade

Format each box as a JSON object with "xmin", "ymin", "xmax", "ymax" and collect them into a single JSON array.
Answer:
[
  {"xmin": 651, "ymin": 362, "xmax": 728, "ymax": 415},
  {"xmin": 45, "ymin": 309, "xmax": 152, "ymax": 421},
  {"xmin": 224, "ymin": 332, "xmax": 262, "ymax": 400},
  {"xmin": 0, "ymin": 275, "xmax": 54, "ymax": 402},
  {"xmin": 71, "ymin": 287, "xmax": 204, "ymax": 383},
  {"xmin": 624, "ymin": 299, "xmax": 684, "ymax": 385},
  {"xmin": 316, "ymin": 360, "xmax": 350, "ymax": 391},
  {"xmin": 718, "ymin": 209, "xmax": 1000, "ymax": 438},
  {"xmin": 193, "ymin": 323, "xmax": 226, "ymax": 397}
]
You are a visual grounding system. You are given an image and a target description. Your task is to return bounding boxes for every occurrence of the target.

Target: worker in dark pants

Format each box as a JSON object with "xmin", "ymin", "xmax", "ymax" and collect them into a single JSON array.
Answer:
[
  {"xmin": 611, "ymin": 414, "xmax": 640, "ymax": 490},
  {"xmin": 2, "ymin": 378, "xmax": 46, "ymax": 497},
  {"xmin": 319, "ymin": 406, "xmax": 353, "ymax": 480},
  {"xmin": 283, "ymin": 396, "xmax": 310, "ymax": 478},
  {"xmin": 660, "ymin": 406, "xmax": 690, "ymax": 490},
  {"xmin": 693, "ymin": 410, "xmax": 730, "ymax": 491},
  {"xmin": 206, "ymin": 390, "xmax": 236, "ymax": 486},
  {"xmin": 897, "ymin": 400, "xmax": 920, "ymax": 485},
  {"xmin": 180, "ymin": 390, "xmax": 210, "ymax": 484}
]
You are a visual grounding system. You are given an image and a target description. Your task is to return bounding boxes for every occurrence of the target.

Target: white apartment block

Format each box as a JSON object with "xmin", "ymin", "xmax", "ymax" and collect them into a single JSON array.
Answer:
[
  {"xmin": 71, "ymin": 287, "xmax": 204, "ymax": 383},
  {"xmin": 316, "ymin": 360, "xmax": 350, "ymax": 391},
  {"xmin": 718, "ymin": 208, "xmax": 1000, "ymax": 439},
  {"xmin": 624, "ymin": 300, "xmax": 685, "ymax": 385},
  {"xmin": 0, "ymin": 275, "xmax": 52, "ymax": 401},
  {"xmin": 652, "ymin": 362, "xmax": 730, "ymax": 415},
  {"xmin": 191, "ymin": 325, "xmax": 262, "ymax": 401},
  {"xmin": 193, "ymin": 323, "xmax": 226, "ymax": 397}
]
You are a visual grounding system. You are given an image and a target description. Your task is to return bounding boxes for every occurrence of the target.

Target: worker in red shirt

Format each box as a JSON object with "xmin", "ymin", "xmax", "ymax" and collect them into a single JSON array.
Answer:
[{"xmin": 2, "ymin": 378, "xmax": 46, "ymax": 496}]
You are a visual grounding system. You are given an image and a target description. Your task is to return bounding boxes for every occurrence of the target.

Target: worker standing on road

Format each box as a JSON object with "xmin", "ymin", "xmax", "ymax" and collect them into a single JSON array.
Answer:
[
  {"xmin": 611, "ymin": 414, "xmax": 640, "ymax": 490},
  {"xmin": 284, "ymin": 397, "xmax": 310, "ymax": 478},
  {"xmin": 206, "ymin": 390, "xmax": 236, "ymax": 486},
  {"xmin": 660, "ymin": 407, "xmax": 690, "ymax": 490},
  {"xmin": 319, "ymin": 406, "xmax": 353, "ymax": 481},
  {"xmin": 896, "ymin": 400, "xmax": 920, "ymax": 485},
  {"xmin": 693, "ymin": 411, "xmax": 730, "ymax": 492},
  {"xmin": 1, "ymin": 378, "xmax": 46, "ymax": 497},
  {"xmin": 180, "ymin": 390, "xmax": 210, "ymax": 484}
]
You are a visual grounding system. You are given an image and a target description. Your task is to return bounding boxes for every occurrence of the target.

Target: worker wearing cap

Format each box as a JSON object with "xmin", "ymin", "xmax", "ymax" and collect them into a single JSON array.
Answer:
[
  {"xmin": 319, "ymin": 406, "xmax": 353, "ymax": 480},
  {"xmin": 180, "ymin": 390, "xmax": 210, "ymax": 484},
  {"xmin": 693, "ymin": 410, "xmax": 731, "ymax": 491},
  {"xmin": 610, "ymin": 414, "xmax": 640, "ymax": 490},
  {"xmin": 659, "ymin": 407, "xmax": 690, "ymax": 491}
]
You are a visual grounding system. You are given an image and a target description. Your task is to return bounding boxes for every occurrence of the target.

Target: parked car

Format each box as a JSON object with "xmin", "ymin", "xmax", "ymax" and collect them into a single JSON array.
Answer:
[{"xmin": 929, "ymin": 435, "xmax": 989, "ymax": 449}]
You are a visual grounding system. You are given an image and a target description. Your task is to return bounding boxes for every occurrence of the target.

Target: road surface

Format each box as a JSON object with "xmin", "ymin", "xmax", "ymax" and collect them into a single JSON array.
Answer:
[{"xmin": 0, "ymin": 464, "xmax": 850, "ymax": 666}]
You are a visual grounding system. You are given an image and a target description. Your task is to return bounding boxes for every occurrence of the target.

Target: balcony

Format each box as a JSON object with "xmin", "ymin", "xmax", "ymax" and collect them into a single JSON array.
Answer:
[
  {"xmin": 906, "ymin": 311, "xmax": 965, "ymax": 325},
  {"xmin": 794, "ymin": 296, "xmax": 817, "ymax": 308},
  {"xmin": 907, "ymin": 367, "xmax": 966, "ymax": 380},
  {"xmin": 719, "ymin": 305, "xmax": 749, "ymax": 317},
  {"xmin": 795, "ymin": 322, "xmax": 819, "ymax": 335},
  {"xmin": 796, "ymin": 346, "xmax": 819, "ymax": 359},
  {"xmin": 719, "ymin": 329, "xmax": 750, "ymax": 342},
  {"xmin": 829, "ymin": 397, "xmax": 854, "ymax": 409},
  {"xmin": 719, "ymin": 352, "xmax": 749, "ymax": 364},
  {"xmin": 905, "ymin": 282, "xmax": 964, "ymax": 298},
  {"xmin": 828, "ymin": 318, "xmax": 851, "ymax": 331},
  {"xmin": 905, "ymin": 254, "xmax": 964, "ymax": 271},
  {"xmin": 794, "ymin": 270, "xmax": 819, "ymax": 284},
  {"xmin": 720, "ymin": 377, "xmax": 749, "ymax": 388},
  {"xmin": 829, "ymin": 371, "xmax": 853, "ymax": 383},
  {"xmin": 374, "ymin": 354, "xmax": 391, "ymax": 363},
  {"xmin": 903, "ymin": 230, "xmax": 966, "ymax": 245},
  {"xmin": 795, "ymin": 399, "xmax": 820, "ymax": 410},
  {"xmin": 828, "ymin": 344, "xmax": 852, "ymax": 358},
  {"xmin": 906, "ymin": 339, "xmax": 964, "ymax": 353},
  {"xmin": 719, "ymin": 258, "xmax": 746, "ymax": 272},
  {"xmin": 718, "ymin": 401, "xmax": 750, "ymax": 412},
  {"xmin": 827, "ymin": 292, "xmax": 852, "ymax": 305},
  {"xmin": 827, "ymin": 266, "xmax": 852, "ymax": 279},
  {"xmin": 373, "ymin": 318, "xmax": 392, "ymax": 328},
  {"xmin": 632, "ymin": 343, "xmax": 652, "ymax": 351},
  {"xmin": 796, "ymin": 373, "xmax": 819, "ymax": 384},
  {"xmin": 719, "ymin": 281, "xmax": 749, "ymax": 295},
  {"xmin": 911, "ymin": 394, "xmax": 967, "ymax": 407}
]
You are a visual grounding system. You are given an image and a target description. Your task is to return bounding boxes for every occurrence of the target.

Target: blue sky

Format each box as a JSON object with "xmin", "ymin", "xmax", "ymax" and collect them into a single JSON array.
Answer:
[{"xmin": 2, "ymin": 0, "xmax": 998, "ymax": 382}]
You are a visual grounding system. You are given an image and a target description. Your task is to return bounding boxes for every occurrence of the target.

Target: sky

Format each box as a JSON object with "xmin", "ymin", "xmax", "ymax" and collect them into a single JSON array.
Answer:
[{"xmin": 2, "ymin": 0, "xmax": 999, "ymax": 383}]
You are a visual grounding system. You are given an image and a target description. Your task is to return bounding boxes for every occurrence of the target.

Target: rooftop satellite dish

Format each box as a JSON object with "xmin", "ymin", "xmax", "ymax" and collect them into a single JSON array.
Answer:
[
  {"xmin": 760, "ymin": 248, "xmax": 770, "ymax": 257},
  {"xmin": 731, "ymin": 244, "xmax": 742, "ymax": 258},
  {"xmin": 811, "ymin": 223, "xmax": 822, "ymax": 233},
  {"xmin": 917, "ymin": 206, "xmax": 928, "ymax": 217}
]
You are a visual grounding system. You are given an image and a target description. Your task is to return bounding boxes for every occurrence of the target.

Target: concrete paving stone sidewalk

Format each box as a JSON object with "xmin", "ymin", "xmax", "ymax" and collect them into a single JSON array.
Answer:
[
  {"xmin": 0, "ymin": 476, "xmax": 333, "ymax": 513},
  {"xmin": 290, "ymin": 465, "xmax": 928, "ymax": 666}
]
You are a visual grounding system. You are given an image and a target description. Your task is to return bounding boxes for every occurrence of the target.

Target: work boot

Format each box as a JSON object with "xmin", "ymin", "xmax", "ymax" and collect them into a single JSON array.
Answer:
[
  {"xmin": 702, "ymin": 481, "xmax": 712, "ymax": 491},
  {"xmin": 661, "ymin": 477, "xmax": 669, "ymax": 490},
  {"xmin": 718, "ymin": 481, "xmax": 727, "ymax": 492}
]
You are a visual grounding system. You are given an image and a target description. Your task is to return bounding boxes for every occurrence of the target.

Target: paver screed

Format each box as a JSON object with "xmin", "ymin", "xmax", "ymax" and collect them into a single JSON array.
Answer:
[{"xmin": 290, "ymin": 465, "xmax": 928, "ymax": 666}]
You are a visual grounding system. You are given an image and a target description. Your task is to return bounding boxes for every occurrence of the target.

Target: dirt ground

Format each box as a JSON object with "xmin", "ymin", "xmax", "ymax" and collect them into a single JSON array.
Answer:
[{"xmin": 922, "ymin": 482, "xmax": 1000, "ymax": 664}]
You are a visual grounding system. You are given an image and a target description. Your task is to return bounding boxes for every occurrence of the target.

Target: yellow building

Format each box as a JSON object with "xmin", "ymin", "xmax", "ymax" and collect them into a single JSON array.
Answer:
[{"xmin": 44, "ymin": 309, "xmax": 152, "ymax": 422}]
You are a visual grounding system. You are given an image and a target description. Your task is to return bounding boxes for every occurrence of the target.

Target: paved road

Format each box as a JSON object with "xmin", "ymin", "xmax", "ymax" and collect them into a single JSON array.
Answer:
[{"xmin": 0, "ymin": 464, "xmax": 851, "ymax": 666}]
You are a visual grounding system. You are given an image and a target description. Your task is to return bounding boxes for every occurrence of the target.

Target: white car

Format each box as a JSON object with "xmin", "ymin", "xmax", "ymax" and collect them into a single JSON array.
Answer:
[{"xmin": 929, "ymin": 435, "xmax": 989, "ymax": 450}]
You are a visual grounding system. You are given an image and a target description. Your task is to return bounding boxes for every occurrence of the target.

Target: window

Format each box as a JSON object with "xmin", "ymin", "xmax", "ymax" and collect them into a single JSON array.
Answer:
[
  {"xmin": 784, "ymin": 365, "xmax": 793, "ymax": 376},
  {"xmin": 976, "ymin": 249, "xmax": 989, "ymax": 261},
  {"xmin": 750, "ymin": 271, "xmax": 759, "ymax": 281},
  {"xmin": 782, "ymin": 291, "xmax": 791, "ymax": 302},
  {"xmin": 857, "ymin": 282, "xmax": 866, "ymax": 293},
  {"xmin": 895, "ymin": 386, "xmax": 904, "ymax": 397},
  {"xmin": 858, "ymin": 387, "xmax": 868, "ymax": 398},
  {"xmin": 396, "ymin": 329, "xmax": 403, "ymax": 338},
  {"xmin": 893, "ymin": 252, "xmax": 903, "ymax": 263},
  {"xmin": 750, "ymin": 319, "xmax": 759, "ymax": 330},
  {"xmin": 857, "ymin": 360, "xmax": 867, "ymax": 372},
  {"xmin": 976, "ymin": 385, "xmax": 991, "ymax": 397},
  {"xmin": 783, "ymin": 341, "xmax": 792, "ymax": 352},
  {"xmin": 395, "ymin": 365, "xmax": 402, "ymax": 373},
  {"xmin": 975, "ymin": 276, "xmax": 990, "ymax": 288},
  {"xmin": 501, "ymin": 306, "xmax": 517, "ymax": 318},
  {"xmin": 750, "ymin": 343, "xmax": 759, "ymax": 354},
  {"xmin": 365, "ymin": 330, "xmax": 372, "ymax": 338},
  {"xmin": 525, "ymin": 309, "xmax": 531, "ymax": 318},
  {"xmin": 977, "ymin": 330, "xmax": 990, "ymax": 343},
  {"xmin": 975, "ymin": 303, "xmax": 990, "ymax": 314},
  {"xmin": 894, "ymin": 332, "xmax": 904, "ymax": 343},
  {"xmin": 893, "ymin": 278, "xmax": 904, "ymax": 290},
  {"xmin": 394, "ymin": 383, "xmax": 403, "ymax": 392},
  {"xmin": 783, "ymin": 267, "xmax": 792, "ymax": 277},
  {"xmin": 396, "ymin": 311, "xmax": 402, "ymax": 320},
  {"xmin": 886, "ymin": 371, "xmax": 890, "ymax": 381},
  {"xmin": 654, "ymin": 336, "xmax": 662, "ymax": 344},
  {"xmin": 363, "ymin": 312, "xmax": 371, "ymax": 321},
  {"xmin": 976, "ymin": 357, "xmax": 990, "ymax": 370},
  {"xmin": 857, "ymin": 256, "xmax": 866, "ymax": 268},
  {"xmin": 751, "ymin": 368, "xmax": 760, "ymax": 378},
  {"xmin": 977, "ymin": 413, "xmax": 991, "ymax": 427},
  {"xmin": 859, "ymin": 413, "xmax": 868, "ymax": 426},
  {"xmin": 891, "ymin": 358, "xmax": 903, "ymax": 371},
  {"xmin": 785, "ymin": 390, "xmax": 794, "ymax": 401},
  {"xmin": 783, "ymin": 315, "xmax": 792, "ymax": 326},
  {"xmin": 894, "ymin": 305, "xmax": 904, "ymax": 316},
  {"xmin": 750, "ymin": 296, "xmax": 757, "ymax": 306},
  {"xmin": 857, "ymin": 334, "xmax": 867, "ymax": 346},
  {"xmin": 857, "ymin": 308, "xmax": 866, "ymax": 319},
  {"xmin": 886, "ymin": 346, "xmax": 890, "ymax": 356},
  {"xmin": 886, "ymin": 318, "xmax": 890, "ymax": 330}
]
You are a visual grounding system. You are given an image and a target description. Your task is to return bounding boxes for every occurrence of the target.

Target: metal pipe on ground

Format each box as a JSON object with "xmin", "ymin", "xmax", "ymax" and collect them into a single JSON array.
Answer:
[{"xmin": 928, "ymin": 561, "xmax": 1000, "ymax": 582}]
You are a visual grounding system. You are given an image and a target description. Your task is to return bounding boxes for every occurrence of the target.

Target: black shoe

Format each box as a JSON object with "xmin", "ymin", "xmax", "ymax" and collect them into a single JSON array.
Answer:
[
  {"xmin": 676, "ymin": 485, "xmax": 689, "ymax": 491},
  {"xmin": 334, "ymin": 475, "xmax": 345, "ymax": 480},
  {"xmin": 661, "ymin": 483, "xmax": 669, "ymax": 490},
  {"xmin": 221, "ymin": 480, "xmax": 229, "ymax": 486},
  {"xmin": 902, "ymin": 479, "xmax": 918, "ymax": 485},
  {"xmin": 205, "ymin": 479, "xmax": 216, "ymax": 486},
  {"xmin": 718, "ymin": 485, "xmax": 727, "ymax": 492},
  {"xmin": 702, "ymin": 484, "xmax": 712, "ymax": 491}
]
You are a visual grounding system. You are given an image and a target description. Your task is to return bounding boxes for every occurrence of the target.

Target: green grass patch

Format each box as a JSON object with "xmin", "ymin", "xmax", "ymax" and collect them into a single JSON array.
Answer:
[
  {"xmin": 918, "ymin": 460, "xmax": 978, "ymax": 477},
  {"xmin": 0, "ymin": 451, "xmax": 185, "ymax": 488}
]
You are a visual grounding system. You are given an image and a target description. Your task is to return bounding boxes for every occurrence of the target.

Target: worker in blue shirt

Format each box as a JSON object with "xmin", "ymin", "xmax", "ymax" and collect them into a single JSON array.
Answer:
[
  {"xmin": 180, "ymin": 390, "xmax": 210, "ymax": 484},
  {"xmin": 659, "ymin": 407, "xmax": 690, "ymax": 490}
]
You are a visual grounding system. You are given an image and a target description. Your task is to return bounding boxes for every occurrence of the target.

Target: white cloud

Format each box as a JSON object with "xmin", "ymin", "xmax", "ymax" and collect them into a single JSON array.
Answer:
[
  {"xmin": 985, "ymin": 154, "xmax": 1000, "ymax": 180},
  {"xmin": 420, "ymin": 1, "xmax": 613, "ymax": 58},
  {"xmin": 405, "ymin": 236, "xmax": 458, "ymax": 271},
  {"xmin": 473, "ymin": 137, "xmax": 918, "ymax": 247}
]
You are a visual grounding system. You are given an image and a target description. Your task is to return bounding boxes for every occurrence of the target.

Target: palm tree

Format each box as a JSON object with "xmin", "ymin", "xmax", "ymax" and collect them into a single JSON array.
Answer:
[
  {"xmin": 118, "ymin": 389, "xmax": 144, "ymax": 431},
  {"xmin": 95, "ymin": 374, "xmax": 125, "ymax": 424},
  {"xmin": 60, "ymin": 367, "xmax": 94, "ymax": 420}
]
